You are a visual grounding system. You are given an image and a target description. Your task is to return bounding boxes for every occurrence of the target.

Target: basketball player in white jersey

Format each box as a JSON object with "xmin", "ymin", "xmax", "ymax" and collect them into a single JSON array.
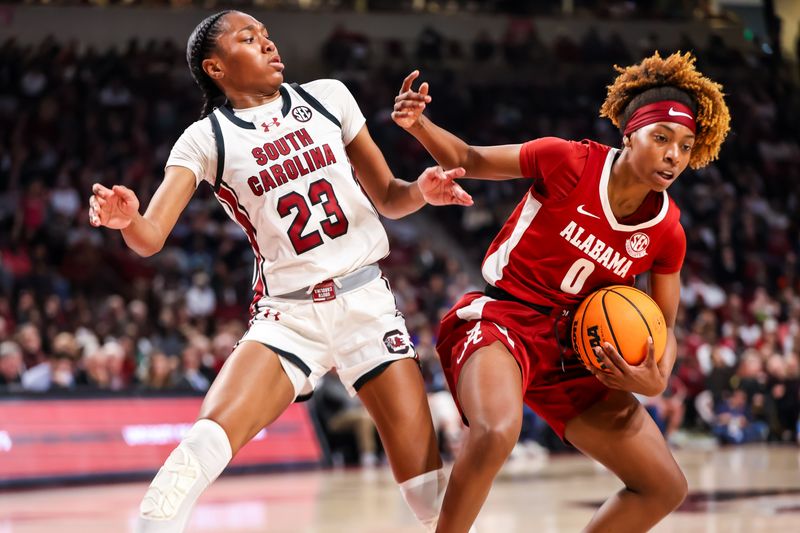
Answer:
[{"xmin": 88, "ymin": 11, "xmax": 472, "ymax": 532}]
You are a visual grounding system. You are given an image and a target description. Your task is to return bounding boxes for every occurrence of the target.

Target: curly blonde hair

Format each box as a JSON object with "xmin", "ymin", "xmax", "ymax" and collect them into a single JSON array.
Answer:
[{"xmin": 600, "ymin": 51, "xmax": 730, "ymax": 169}]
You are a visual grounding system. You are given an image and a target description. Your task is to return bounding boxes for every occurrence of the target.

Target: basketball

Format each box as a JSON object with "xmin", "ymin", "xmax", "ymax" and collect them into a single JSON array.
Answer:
[{"xmin": 571, "ymin": 285, "xmax": 667, "ymax": 369}]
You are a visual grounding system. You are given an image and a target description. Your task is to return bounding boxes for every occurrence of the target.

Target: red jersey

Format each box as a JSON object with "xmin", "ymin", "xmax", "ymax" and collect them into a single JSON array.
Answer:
[{"xmin": 481, "ymin": 137, "xmax": 686, "ymax": 308}]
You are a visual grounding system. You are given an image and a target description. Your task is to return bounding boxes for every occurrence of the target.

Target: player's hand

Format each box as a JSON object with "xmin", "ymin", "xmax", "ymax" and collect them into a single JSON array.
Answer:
[
  {"xmin": 88, "ymin": 183, "xmax": 140, "ymax": 229},
  {"xmin": 587, "ymin": 337, "xmax": 665, "ymax": 397},
  {"xmin": 392, "ymin": 70, "xmax": 431, "ymax": 129},
  {"xmin": 417, "ymin": 166, "xmax": 473, "ymax": 207}
]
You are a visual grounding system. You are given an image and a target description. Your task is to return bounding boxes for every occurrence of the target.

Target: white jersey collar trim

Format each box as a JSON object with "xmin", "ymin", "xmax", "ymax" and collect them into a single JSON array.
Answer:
[{"xmin": 598, "ymin": 148, "xmax": 669, "ymax": 232}]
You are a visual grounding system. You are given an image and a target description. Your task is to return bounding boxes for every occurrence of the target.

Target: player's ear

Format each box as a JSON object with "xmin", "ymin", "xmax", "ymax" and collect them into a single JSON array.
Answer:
[
  {"xmin": 203, "ymin": 58, "xmax": 224, "ymax": 80},
  {"xmin": 622, "ymin": 134, "xmax": 631, "ymax": 148}
]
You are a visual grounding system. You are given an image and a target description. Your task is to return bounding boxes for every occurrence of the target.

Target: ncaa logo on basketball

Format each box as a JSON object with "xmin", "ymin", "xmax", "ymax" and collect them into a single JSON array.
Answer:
[
  {"xmin": 625, "ymin": 232, "xmax": 649, "ymax": 258},
  {"xmin": 383, "ymin": 330, "xmax": 410, "ymax": 354},
  {"xmin": 292, "ymin": 106, "xmax": 313, "ymax": 122}
]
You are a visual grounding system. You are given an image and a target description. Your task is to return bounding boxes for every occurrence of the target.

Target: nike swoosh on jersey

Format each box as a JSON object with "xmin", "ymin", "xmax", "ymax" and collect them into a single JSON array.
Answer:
[
  {"xmin": 668, "ymin": 107, "xmax": 693, "ymax": 119},
  {"xmin": 577, "ymin": 204, "xmax": 601, "ymax": 219}
]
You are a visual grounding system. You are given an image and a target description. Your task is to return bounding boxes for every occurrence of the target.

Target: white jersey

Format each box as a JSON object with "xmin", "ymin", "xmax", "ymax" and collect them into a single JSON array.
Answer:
[{"xmin": 166, "ymin": 79, "xmax": 390, "ymax": 303}]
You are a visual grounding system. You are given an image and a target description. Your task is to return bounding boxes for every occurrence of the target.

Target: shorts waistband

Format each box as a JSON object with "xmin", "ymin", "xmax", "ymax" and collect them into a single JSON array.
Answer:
[
  {"xmin": 274, "ymin": 264, "xmax": 381, "ymax": 301},
  {"xmin": 484, "ymin": 284, "xmax": 554, "ymax": 316}
]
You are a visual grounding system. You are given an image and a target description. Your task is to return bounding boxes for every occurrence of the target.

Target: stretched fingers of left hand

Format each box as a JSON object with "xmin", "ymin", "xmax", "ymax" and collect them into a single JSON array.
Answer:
[
  {"xmin": 88, "ymin": 202, "xmax": 102, "ymax": 226},
  {"xmin": 399, "ymin": 70, "xmax": 419, "ymax": 94},
  {"xmin": 449, "ymin": 183, "xmax": 473, "ymax": 205},
  {"xmin": 441, "ymin": 166, "xmax": 466, "ymax": 181},
  {"xmin": 394, "ymin": 99, "xmax": 425, "ymax": 111},
  {"xmin": 418, "ymin": 82, "xmax": 431, "ymax": 99}
]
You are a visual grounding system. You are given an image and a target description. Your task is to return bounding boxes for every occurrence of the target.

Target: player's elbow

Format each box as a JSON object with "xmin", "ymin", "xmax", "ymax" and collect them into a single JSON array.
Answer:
[
  {"xmin": 125, "ymin": 235, "xmax": 165, "ymax": 257},
  {"xmin": 134, "ymin": 243, "xmax": 162, "ymax": 258},
  {"xmin": 376, "ymin": 207, "xmax": 403, "ymax": 220},
  {"xmin": 462, "ymin": 146, "xmax": 484, "ymax": 174},
  {"xmin": 373, "ymin": 186, "xmax": 412, "ymax": 220}
]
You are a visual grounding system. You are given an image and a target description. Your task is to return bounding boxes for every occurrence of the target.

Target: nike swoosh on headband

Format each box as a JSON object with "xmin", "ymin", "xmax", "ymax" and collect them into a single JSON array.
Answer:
[{"xmin": 668, "ymin": 107, "xmax": 693, "ymax": 119}]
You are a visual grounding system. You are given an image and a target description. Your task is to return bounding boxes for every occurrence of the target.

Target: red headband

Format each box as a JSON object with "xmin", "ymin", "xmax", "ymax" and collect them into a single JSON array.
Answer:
[{"xmin": 623, "ymin": 100, "xmax": 696, "ymax": 136}]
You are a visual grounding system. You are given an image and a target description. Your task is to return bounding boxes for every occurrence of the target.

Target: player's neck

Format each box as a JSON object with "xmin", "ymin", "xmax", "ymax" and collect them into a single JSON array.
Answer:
[
  {"xmin": 224, "ymin": 87, "xmax": 282, "ymax": 110},
  {"xmin": 608, "ymin": 153, "xmax": 651, "ymax": 219}
]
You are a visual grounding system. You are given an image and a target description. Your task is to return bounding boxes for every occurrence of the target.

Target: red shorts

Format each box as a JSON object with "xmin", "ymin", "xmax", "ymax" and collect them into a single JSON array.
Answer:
[{"xmin": 436, "ymin": 291, "xmax": 609, "ymax": 440}]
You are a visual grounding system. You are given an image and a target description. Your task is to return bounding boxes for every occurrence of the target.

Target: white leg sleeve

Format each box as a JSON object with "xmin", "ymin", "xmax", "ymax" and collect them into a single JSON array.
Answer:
[
  {"xmin": 398, "ymin": 468, "xmax": 447, "ymax": 532},
  {"xmin": 136, "ymin": 419, "xmax": 233, "ymax": 533}
]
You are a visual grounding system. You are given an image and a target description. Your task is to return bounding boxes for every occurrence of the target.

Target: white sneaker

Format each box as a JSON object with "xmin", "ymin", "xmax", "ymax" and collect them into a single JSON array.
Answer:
[{"xmin": 136, "ymin": 446, "xmax": 202, "ymax": 532}]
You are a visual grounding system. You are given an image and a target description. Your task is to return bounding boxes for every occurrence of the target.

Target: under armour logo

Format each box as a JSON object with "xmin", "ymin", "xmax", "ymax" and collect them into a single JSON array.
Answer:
[
  {"xmin": 262, "ymin": 117, "xmax": 280, "ymax": 132},
  {"xmin": 264, "ymin": 309, "xmax": 281, "ymax": 321}
]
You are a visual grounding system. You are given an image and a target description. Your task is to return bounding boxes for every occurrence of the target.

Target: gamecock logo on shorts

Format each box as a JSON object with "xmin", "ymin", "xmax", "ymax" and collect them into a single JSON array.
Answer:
[
  {"xmin": 292, "ymin": 106, "xmax": 313, "ymax": 122},
  {"xmin": 383, "ymin": 330, "xmax": 411, "ymax": 354},
  {"xmin": 625, "ymin": 232, "xmax": 650, "ymax": 259}
]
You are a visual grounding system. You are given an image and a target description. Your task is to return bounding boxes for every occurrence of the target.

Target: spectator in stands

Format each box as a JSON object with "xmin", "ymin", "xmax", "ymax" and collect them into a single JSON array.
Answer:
[
  {"xmin": 0, "ymin": 340, "xmax": 23, "ymax": 390},
  {"xmin": 140, "ymin": 349, "xmax": 175, "ymax": 391},
  {"xmin": 175, "ymin": 344, "xmax": 211, "ymax": 392},
  {"xmin": 712, "ymin": 389, "xmax": 768, "ymax": 445},
  {"xmin": 16, "ymin": 323, "xmax": 44, "ymax": 370}
]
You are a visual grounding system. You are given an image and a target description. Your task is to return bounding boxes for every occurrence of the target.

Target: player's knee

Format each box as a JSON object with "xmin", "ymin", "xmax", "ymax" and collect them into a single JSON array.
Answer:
[
  {"xmin": 639, "ymin": 464, "xmax": 687, "ymax": 514},
  {"xmin": 468, "ymin": 418, "xmax": 520, "ymax": 461},
  {"xmin": 663, "ymin": 468, "xmax": 689, "ymax": 511}
]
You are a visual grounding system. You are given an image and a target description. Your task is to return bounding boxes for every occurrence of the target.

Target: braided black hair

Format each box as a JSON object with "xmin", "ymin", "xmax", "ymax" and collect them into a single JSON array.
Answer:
[{"xmin": 186, "ymin": 11, "xmax": 232, "ymax": 118}]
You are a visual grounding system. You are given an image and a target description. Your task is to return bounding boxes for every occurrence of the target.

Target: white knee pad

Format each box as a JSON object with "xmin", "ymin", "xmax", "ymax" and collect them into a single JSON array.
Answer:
[
  {"xmin": 399, "ymin": 468, "xmax": 447, "ymax": 532},
  {"xmin": 136, "ymin": 419, "xmax": 233, "ymax": 533}
]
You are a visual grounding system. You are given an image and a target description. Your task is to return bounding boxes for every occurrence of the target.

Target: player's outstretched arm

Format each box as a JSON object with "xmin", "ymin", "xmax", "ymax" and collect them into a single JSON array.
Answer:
[
  {"xmin": 345, "ymin": 125, "xmax": 471, "ymax": 219},
  {"xmin": 88, "ymin": 165, "xmax": 196, "ymax": 257},
  {"xmin": 392, "ymin": 70, "xmax": 523, "ymax": 180}
]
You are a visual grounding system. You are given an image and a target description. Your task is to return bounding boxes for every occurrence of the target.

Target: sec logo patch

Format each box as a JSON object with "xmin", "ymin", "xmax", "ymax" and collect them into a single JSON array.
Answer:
[{"xmin": 292, "ymin": 106, "xmax": 312, "ymax": 122}]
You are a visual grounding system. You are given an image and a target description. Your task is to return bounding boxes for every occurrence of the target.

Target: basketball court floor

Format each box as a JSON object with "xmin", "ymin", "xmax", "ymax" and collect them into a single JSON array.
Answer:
[{"xmin": 2, "ymin": 445, "xmax": 798, "ymax": 532}]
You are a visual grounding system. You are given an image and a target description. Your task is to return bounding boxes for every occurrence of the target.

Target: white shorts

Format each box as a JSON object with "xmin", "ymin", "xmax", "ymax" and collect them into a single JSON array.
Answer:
[{"xmin": 239, "ymin": 272, "xmax": 416, "ymax": 399}]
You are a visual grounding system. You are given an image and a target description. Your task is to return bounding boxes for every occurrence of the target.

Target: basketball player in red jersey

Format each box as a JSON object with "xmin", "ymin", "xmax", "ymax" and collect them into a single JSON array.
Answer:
[
  {"xmin": 393, "ymin": 52, "xmax": 730, "ymax": 532},
  {"xmin": 89, "ymin": 11, "xmax": 473, "ymax": 533}
]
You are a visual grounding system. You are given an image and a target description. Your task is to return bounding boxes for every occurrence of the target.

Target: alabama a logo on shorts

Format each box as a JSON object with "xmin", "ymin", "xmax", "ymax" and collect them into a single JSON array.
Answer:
[
  {"xmin": 625, "ymin": 232, "xmax": 650, "ymax": 259},
  {"xmin": 383, "ymin": 330, "xmax": 411, "ymax": 354}
]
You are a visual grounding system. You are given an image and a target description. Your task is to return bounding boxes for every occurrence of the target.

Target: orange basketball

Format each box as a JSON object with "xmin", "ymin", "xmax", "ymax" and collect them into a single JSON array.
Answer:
[{"xmin": 571, "ymin": 285, "xmax": 667, "ymax": 369}]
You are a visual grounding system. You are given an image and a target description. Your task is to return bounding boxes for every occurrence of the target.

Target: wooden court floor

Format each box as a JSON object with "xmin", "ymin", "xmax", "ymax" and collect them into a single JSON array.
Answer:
[{"xmin": 1, "ymin": 445, "xmax": 799, "ymax": 532}]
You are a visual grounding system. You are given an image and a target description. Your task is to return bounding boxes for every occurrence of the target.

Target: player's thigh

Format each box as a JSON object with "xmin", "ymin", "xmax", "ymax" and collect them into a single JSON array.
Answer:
[
  {"xmin": 198, "ymin": 340, "xmax": 295, "ymax": 454},
  {"xmin": 457, "ymin": 341, "xmax": 524, "ymax": 434},
  {"xmin": 358, "ymin": 358, "xmax": 441, "ymax": 481},
  {"xmin": 564, "ymin": 390, "xmax": 686, "ymax": 495}
]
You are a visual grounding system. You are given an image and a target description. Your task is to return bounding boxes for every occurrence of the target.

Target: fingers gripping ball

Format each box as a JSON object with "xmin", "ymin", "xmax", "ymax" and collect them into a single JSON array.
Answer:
[{"xmin": 571, "ymin": 285, "xmax": 667, "ymax": 368}]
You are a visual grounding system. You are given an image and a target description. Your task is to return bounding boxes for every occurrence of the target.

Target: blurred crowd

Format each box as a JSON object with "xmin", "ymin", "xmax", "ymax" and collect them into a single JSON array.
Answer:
[
  {"xmin": 1, "ymin": 14, "xmax": 799, "ymax": 461},
  {"xmin": 5, "ymin": 0, "xmax": 719, "ymax": 19}
]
